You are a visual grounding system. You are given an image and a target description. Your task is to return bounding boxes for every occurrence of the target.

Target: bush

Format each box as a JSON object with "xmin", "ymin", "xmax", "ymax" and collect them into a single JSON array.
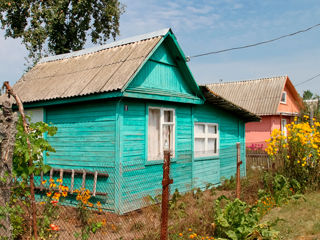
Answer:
[
  {"xmin": 213, "ymin": 196, "xmax": 279, "ymax": 240},
  {"xmin": 265, "ymin": 117, "xmax": 320, "ymax": 190}
]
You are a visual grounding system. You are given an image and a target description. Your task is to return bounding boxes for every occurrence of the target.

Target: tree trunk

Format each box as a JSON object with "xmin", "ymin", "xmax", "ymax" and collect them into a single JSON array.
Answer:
[{"xmin": 0, "ymin": 101, "xmax": 18, "ymax": 239}]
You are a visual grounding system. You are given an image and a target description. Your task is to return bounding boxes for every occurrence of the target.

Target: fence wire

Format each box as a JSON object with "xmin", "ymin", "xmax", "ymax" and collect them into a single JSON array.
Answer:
[{"xmin": 0, "ymin": 145, "xmax": 245, "ymax": 240}]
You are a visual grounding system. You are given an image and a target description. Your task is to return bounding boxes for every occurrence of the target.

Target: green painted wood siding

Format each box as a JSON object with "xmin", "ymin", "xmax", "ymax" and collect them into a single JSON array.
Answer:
[
  {"xmin": 120, "ymin": 99, "xmax": 193, "ymax": 213},
  {"xmin": 126, "ymin": 43, "xmax": 201, "ymax": 103},
  {"xmin": 45, "ymin": 100, "xmax": 117, "ymax": 211},
  {"xmin": 193, "ymin": 103, "xmax": 246, "ymax": 182}
]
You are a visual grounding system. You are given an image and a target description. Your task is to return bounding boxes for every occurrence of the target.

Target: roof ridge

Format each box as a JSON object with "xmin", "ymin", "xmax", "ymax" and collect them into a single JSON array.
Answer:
[
  {"xmin": 39, "ymin": 28, "xmax": 170, "ymax": 64},
  {"xmin": 206, "ymin": 75, "xmax": 288, "ymax": 86}
]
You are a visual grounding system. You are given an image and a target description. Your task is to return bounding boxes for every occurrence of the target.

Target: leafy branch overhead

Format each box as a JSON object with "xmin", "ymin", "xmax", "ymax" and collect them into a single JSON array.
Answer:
[{"xmin": 0, "ymin": 0, "xmax": 125, "ymax": 63}]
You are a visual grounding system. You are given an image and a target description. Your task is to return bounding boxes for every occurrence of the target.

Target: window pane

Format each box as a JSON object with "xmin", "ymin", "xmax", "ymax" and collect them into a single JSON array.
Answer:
[
  {"xmin": 148, "ymin": 109, "xmax": 161, "ymax": 160},
  {"xmin": 208, "ymin": 125, "xmax": 217, "ymax": 134},
  {"xmin": 163, "ymin": 125, "xmax": 174, "ymax": 152},
  {"xmin": 195, "ymin": 124, "xmax": 205, "ymax": 135},
  {"xmin": 195, "ymin": 138, "xmax": 205, "ymax": 156},
  {"xmin": 281, "ymin": 92, "xmax": 286, "ymax": 102},
  {"xmin": 164, "ymin": 110, "xmax": 173, "ymax": 123},
  {"xmin": 25, "ymin": 108, "xmax": 44, "ymax": 123},
  {"xmin": 208, "ymin": 138, "xmax": 217, "ymax": 154}
]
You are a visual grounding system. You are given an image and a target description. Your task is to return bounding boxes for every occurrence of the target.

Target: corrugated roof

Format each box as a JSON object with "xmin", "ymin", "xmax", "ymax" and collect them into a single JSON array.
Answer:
[
  {"xmin": 3, "ymin": 29, "xmax": 170, "ymax": 103},
  {"xmin": 206, "ymin": 76, "xmax": 289, "ymax": 115},
  {"xmin": 200, "ymin": 86, "xmax": 260, "ymax": 122}
]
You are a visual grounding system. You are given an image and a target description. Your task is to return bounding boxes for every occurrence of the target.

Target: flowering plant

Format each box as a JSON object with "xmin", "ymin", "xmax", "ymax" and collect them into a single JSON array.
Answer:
[
  {"xmin": 74, "ymin": 188, "xmax": 103, "ymax": 240},
  {"xmin": 37, "ymin": 178, "xmax": 68, "ymax": 239},
  {"xmin": 265, "ymin": 116, "xmax": 320, "ymax": 190}
]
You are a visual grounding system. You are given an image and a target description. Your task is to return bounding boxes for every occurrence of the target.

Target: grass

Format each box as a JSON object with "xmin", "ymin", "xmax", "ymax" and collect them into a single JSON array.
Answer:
[{"xmin": 262, "ymin": 191, "xmax": 320, "ymax": 240}]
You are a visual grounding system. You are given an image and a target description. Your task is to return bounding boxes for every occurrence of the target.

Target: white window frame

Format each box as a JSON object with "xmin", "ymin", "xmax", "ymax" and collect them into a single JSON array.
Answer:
[
  {"xmin": 24, "ymin": 108, "xmax": 44, "ymax": 123},
  {"xmin": 194, "ymin": 122, "xmax": 219, "ymax": 158},
  {"xmin": 281, "ymin": 119, "xmax": 287, "ymax": 136},
  {"xmin": 280, "ymin": 91, "xmax": 287, "ymax": 104},
  {"xmin": 148, "ymin": 107, "xmax": 175, "ymax": 161}
]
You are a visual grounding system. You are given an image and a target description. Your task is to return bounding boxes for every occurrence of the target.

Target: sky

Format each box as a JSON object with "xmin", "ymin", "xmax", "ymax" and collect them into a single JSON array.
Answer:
[{"xmin": 0, "ymin": 0, "xmax": 320, "ymax": 95}]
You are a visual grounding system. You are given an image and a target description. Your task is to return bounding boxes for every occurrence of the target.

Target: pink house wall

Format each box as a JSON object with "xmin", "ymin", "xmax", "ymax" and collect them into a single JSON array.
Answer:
[
  {"xmin": 245, "ymin": 115, "xmax": 293, "ymax": 150},
  {"xmin": 245, "ymin": 81, "xmax": 300, "ymax": 150},
  {"xmin": 277, "ymin": 84, "xmax": 300, "ymax": 114},
  {"xmin": 246, "ymin": 116, "xmax": 272, "ymax": 150}
]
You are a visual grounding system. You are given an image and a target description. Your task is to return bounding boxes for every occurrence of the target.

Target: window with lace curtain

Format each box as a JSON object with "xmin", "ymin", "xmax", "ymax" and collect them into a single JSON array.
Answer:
[
  {"xmin": 194, "ymin": 122, "xmax": 219, "ymax": 158},
  {"xmin": 148, "ymin": 107, "xmax": 175, "ymax": 161}
]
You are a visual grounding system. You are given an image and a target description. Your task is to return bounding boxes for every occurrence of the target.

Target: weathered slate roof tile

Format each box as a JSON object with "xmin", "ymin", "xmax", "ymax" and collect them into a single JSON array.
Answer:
[
  {"xmin": 4, "ymin": 29, "xmax": 168, "ymax": 103},
  {"xmin": 206, "ymin": 76, "xmax": 298, "ymax": 115}
]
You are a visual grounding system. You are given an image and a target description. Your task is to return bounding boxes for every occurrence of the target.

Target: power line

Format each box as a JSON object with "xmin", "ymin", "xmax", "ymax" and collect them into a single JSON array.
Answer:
[
  {"xmin": 187, "ymin": 23, "xmax": 320, "ymax": 60},
  {"xmin": 296, "ymin": 73, "xmax": 320, "ymax": 86}
]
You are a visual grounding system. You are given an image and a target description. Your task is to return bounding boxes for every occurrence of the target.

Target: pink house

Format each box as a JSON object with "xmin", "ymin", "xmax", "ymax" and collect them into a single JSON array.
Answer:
[{"xmin": 206, "ymin": 76, "xmax": 303, "ymax": 150}]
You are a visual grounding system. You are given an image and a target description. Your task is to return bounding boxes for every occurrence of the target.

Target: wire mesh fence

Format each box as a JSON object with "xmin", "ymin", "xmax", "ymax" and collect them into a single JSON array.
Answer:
[{"xmin": 0, "ymin": 144, "xmax": 242, "ymax": 240}]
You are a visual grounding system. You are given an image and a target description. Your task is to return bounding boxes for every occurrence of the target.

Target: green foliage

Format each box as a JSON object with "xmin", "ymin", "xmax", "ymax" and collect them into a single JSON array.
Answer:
[
  {"xmin": 214, "ymin": 196, "xmax": 279, "ymax": 240},
  {"xmin": 303, "ymin": 90, "xmax": 314, "ymax": 100},
  {"xmin": 13, "ymin": 116, "xmax": 57, "ymax": 179},
  {"xmin": 0, "ymin": 117, "xmax": 58, "ymax": 238},
  {"xmin": 37, "ymin": 197, "xmax": 60, "ymax": 239},
  {"xmin": 0, "ymin": 0, "xmax": 125, "ymax": 65},
  {"xmin": 219, "ymin": 176, "xmax": 236, "ymax": 190},
  {"xmin": 0, "ymin": 200, "xmax": 27, "ymax": 239},
  {"xmin": 261, "ymin": 173, "xmax": 301, "ymax": 204}
]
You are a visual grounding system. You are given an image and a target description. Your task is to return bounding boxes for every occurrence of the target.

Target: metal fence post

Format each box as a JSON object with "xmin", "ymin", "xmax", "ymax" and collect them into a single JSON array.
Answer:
[
  {"xmin": 160, "ymin": 150, "xmax": 173, "ymax": 240},
  {"xmin": 236, "ymin": 142, "xmax": 242, "ymax": 199}
]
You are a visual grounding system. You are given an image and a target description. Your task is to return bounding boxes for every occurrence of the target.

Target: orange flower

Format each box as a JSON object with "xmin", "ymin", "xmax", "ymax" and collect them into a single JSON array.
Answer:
[
  {"xmin": 51, "ymin": 200, "xmax": 58, "ymax": 206},
  {"xmin": 49, "ymin": 224, "xmax": 59, "ymax": 231},
  {"xmin": 97, "ymin": 201, "xmax": 101, "ymax": 207},
  {"xmin": 47, "ymin": 192, "xmax": 52, "ymax": 197},
  {"xmin": 101, "ymin": 219, "xmax": 107, "ymax": 226},
  {"xmin": 62, "ymin": 191, "xmax": 68, "ymax": 197},
  {"xmin": 41, "ymin": 180, "xmax": 47, "ymax": 185},
  {"xmin": 49, "ymin": 178, "xmax": 54, "ymax": 183}
]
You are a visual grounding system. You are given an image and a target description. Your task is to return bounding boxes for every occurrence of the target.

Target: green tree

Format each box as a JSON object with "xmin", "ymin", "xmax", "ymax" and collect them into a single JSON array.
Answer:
[
  {"xmin": 0, "ymin": 0, "xmax": 125, "ymax": 65},
  {"xmin": 303, "ymin": 90, "xmax": 313, "ymax": 100}
]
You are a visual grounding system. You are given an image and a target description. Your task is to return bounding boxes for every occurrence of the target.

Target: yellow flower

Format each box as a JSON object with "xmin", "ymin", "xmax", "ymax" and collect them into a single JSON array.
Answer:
[
  {"xmin": 47, "ymin": 192, "xmax": 52, "ymax": 197},
  {"xmin": 41, "ymin": 180, "xmax": 47, "ymax": 185},
  {"xmin": 49, "ymin": 178, "xmax": 54, "ymax": 183}
]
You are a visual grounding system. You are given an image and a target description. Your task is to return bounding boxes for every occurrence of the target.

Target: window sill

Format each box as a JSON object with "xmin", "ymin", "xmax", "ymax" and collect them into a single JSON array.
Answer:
[
  {"xmin": 194, "ymin": 155, "xmax": 219, "ymax": 161},
  {"xmin": 145, "ymin": 157, "xmax": 176, "ymax": 166}
]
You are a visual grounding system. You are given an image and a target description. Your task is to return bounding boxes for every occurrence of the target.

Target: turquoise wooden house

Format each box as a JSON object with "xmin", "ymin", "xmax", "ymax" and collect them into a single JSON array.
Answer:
[{"xmin": 3, "ymin": 29, "xmax": 259, "ymax": 213}]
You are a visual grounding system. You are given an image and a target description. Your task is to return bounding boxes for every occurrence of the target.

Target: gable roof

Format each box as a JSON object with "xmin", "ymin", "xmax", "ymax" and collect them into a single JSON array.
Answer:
[
  {"xmin": 5, "ymin": 29, "xmax": 172, "ymax": 104},
  {"xmin": 206, "ymin": 76, "xmax": 303, "ymax": 116}
]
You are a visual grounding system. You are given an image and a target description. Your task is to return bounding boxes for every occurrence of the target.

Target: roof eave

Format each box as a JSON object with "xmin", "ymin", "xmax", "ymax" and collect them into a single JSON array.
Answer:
[{"xmin": 200, "ymin": 86, "xmax": 260, "ymax": 122}]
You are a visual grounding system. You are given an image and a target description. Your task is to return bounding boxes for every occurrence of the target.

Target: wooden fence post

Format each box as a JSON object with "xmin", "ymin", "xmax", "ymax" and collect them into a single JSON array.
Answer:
[
  {"xmin": 160, "ymin": 150, "xmax": 173, "ymax": 240},
  {"xmin": 236, "ymin": 142, "xmax": 242, "ymax": 199},
  {"xmin": 0, "ymin": 101, "xmax": 18, "ymax": 239}
]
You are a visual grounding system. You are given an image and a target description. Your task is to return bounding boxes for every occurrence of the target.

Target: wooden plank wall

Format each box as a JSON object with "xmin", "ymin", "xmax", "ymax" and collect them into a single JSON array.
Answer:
[
  {"xmin": 120, "ymin": 100, "xmax": 193, "ymax": 213},
  {"xmin": 45, "ymin": 100, "xmax": 117, "ymax": 210},
  {"xmin": 119, "ymin": 101, "xmax": 245, "ymax": 213}
]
